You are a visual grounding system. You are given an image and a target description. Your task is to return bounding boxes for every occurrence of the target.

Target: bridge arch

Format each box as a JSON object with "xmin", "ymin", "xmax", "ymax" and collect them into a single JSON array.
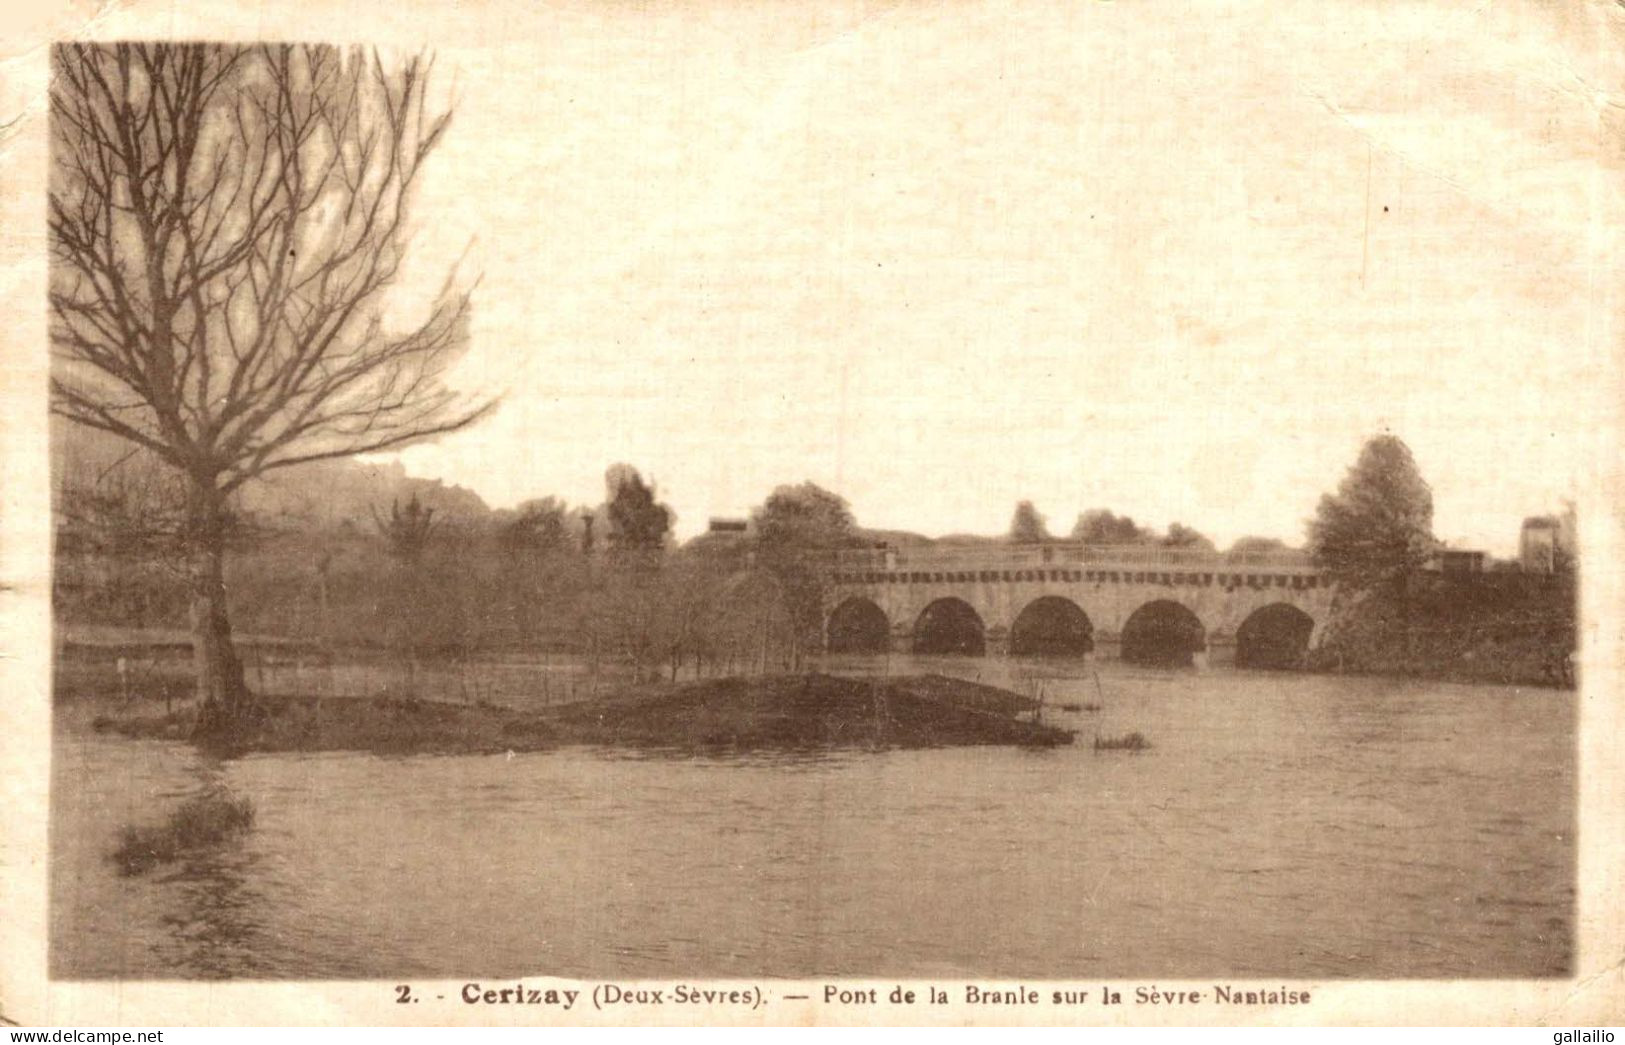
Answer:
[
  {"xmin": 912, "ymin": 598, "xmax": 986, "ymax": 656},
  {"xmin": 1010, "ymin": 596, "xmax": 1094, "ymax": 657},
  {"xmin": 1121, "ymin": 599, "xmax": 1207, "ymax": 667},
  {"xmin": 826, "ymin": 596, "xmax": 891, "ymax": 654},
  {"xmin": 1235, "ymin": 603, "xmax": 1315, "ymax": 670}
]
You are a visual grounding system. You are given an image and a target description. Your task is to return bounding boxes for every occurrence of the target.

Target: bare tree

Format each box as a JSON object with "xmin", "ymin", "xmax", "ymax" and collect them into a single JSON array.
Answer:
[
  {"xmin": 56, "ymin": 443, "xmax": 189, "ymax": 558},
  {"xmin": 49, "ymin": 43, "xmax": 494, "ymax": 738},
  {"xmin": 54, "ymin": 443, "xmax": 193, "ymax": 627}
]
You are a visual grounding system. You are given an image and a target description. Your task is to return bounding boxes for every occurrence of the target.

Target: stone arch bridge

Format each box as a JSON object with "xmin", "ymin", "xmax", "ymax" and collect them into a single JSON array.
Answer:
[{"xmin": 817, "ymin": 543, "xmax": 1334, "ymax": 668}]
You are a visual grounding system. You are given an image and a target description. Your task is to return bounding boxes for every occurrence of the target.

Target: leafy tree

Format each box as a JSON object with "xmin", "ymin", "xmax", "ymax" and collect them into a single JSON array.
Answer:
[
  {"xmin": 1309, "ymin": 435, "xmax": 1435, "ymax": 657},
  {"xmin": 49, "ymin": 44, "xmax": 492, "ymax": 738},
  {"xmin": 501, "ymin": 497, "xmax": 571, "ymax": 558},
  {"xmin": 494, "ymin": 496, "xmax": 578, "ymax": 647},
  {"xmin": 752, "ymin": 482, "xmax": 860, "ymax": 656},
  {"xmin": 604, "ymin": 464, "xmax": 672, "ymax": 553},
  {"xmin": 1308, "ymin": 434, "xmax": 1435, "ymax": 590},
  {"xmin": 1071, "ymin": 509, "xmax": 1154, "ymax": 544},
  {"xmin": 753, "ymin": 482, "xmax": 857, "ymax": 550},
  {"xmin": 374, "ymin": 495, "xmax": 436, "ymax": 564},
  {"xmin": 1008, "ymin": 501, "xmax": 1050, "ymax": 543},
  {"xmin": 1160, "ymin": 523, "xmax": 1215, "ymax": 550}
]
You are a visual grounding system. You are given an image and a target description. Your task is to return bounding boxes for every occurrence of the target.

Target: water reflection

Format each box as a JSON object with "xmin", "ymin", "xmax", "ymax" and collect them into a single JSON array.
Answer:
[
  {"xmin": 155, "ymin": 846, "xmax": 269, "ymax": 978},
  {"xmin": 593, "ymin": 745, "xmax": 858, "ymax": 770}
]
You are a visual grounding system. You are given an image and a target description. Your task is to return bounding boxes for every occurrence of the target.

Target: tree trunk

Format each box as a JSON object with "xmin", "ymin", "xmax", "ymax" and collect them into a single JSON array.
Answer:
[
  {"xmin": 1398, "ymin": 570, "xmax": 1413, "ymax": 661},
  {"xmin": 187, "ymin": 484, "xmax": 247, "ymax": 738}
]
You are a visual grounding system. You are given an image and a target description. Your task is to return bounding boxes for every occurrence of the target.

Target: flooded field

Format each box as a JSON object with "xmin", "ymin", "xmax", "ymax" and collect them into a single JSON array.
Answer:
[{"xmin": 51, "ymin": 656, "xmax": 1574, "ymax": 980}]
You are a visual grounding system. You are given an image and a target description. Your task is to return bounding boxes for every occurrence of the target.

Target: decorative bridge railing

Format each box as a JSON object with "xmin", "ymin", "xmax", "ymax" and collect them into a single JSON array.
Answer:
[{"xmin": 810, "ymin": 542, "xmax": 1318, "ymax": 574}]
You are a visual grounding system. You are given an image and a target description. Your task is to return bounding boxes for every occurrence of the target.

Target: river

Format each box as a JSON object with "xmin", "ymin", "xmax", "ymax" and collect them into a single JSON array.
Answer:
[{"xmin": 50, "ymin": 657, "xmax": 1573, "ymax": 980}]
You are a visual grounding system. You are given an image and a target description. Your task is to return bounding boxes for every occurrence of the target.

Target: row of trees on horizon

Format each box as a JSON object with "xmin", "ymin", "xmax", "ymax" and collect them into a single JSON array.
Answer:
[
  {"xmin": 1004, "ymin": 501, "xmax": 1283, "ymax": 554},
  {"xmin": 56, "ymin": 419, "xmax": 1310, "ymax": 564}
]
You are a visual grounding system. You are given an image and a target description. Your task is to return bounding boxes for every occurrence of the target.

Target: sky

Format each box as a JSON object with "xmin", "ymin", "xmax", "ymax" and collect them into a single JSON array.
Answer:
[{"xmin": 27, "ymin": 0, "xmax": 1625, "ymax": 556}]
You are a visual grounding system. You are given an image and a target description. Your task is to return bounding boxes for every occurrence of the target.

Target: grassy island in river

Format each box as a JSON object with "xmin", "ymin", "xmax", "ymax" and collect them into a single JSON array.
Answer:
[{"xmin": 85, "ymin": 673, "xmax": 1075, "ymax": 756}]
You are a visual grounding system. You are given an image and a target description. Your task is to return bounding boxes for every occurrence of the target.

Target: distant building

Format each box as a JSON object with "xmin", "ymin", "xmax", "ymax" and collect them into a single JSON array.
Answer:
[
  {"xmin": 683, "ymin": 516, "xmax": 759, "ymax": 559},
  {"xmin": 1520, "ymin": 510, "xmax": 1575, "ymax": 573},
  {"xmin": 1425, "ymin": 548, "xmax": 1487, "ymax": 576}
]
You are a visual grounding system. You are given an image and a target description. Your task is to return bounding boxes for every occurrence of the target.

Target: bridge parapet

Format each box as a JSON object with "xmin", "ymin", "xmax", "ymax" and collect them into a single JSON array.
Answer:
[{"xmin": 815, "ymin": 541, "xmax": 1316, "ymax": 574}]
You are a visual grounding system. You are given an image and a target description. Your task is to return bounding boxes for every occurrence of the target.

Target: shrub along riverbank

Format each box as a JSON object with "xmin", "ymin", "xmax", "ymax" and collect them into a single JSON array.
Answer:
[
  {"xmin": 113, "ymin": 790, "xmax": 255, "ymax": 875},
  {"xmin": 1305, "ymin": 574, "xmax": 1576, "ymax": 689}
]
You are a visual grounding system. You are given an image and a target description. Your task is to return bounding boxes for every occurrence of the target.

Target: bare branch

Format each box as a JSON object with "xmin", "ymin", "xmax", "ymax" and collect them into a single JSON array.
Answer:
[{"xmin": 49, "ymin": 42, "xmax": 495, "ymax": 496}]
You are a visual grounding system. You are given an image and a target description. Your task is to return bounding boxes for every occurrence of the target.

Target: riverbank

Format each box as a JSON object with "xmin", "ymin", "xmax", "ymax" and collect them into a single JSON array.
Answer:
[
  {"xmin": 82, "ymin": 672, "xmax": 1074, "ymax": 755},
  {"xmin": 1304, "ymin": 636, "xmax": 1573, "ymax": 689},
  {"xmin": 1304, "ymin": 577, "xmax": 1576, "ymax": 689}
]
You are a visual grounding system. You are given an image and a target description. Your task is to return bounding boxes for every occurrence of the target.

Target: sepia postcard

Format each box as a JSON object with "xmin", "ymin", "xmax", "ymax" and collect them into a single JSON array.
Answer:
[{"xmin": 2, "ymin": 0, "xmax": 1623, "ymax": 1028}]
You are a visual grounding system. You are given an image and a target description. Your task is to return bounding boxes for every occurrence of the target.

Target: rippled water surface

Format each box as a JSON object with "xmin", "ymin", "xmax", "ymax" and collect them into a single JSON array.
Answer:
[{"xmin": 51, "ymin": 658, "xmax": 1573, "ymax": 979}]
